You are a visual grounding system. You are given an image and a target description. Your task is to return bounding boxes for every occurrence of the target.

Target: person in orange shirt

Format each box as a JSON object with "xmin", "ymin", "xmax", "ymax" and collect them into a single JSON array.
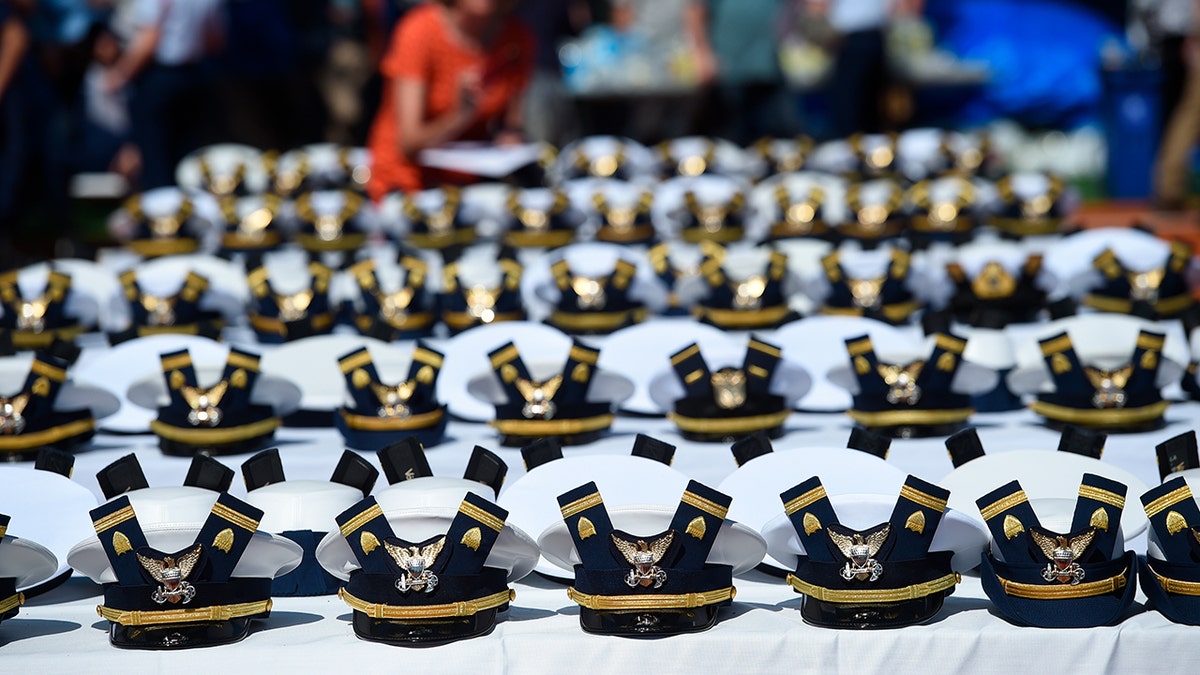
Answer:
[{"xmin": 367, "ymin": 0, "xmax": 534, "ymax": 199}]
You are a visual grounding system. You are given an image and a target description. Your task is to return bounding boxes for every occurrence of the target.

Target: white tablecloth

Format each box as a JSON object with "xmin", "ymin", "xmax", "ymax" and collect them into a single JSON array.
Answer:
[{"xmin": 6, "ymin": 404, "xmax": 1200, "ymax": 672}]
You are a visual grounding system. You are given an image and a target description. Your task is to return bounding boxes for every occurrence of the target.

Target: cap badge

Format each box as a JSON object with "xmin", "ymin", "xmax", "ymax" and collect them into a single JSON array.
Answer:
[
  {"xmin": 386, "ymin": 537, "xmax": 445, "ymax": 594},
  {"xmin": 572, "ymin": 277, "xmax": 607, "ymax": 310},
  {"xmin": 831, "ymin": 525, "xmax": 889, "ymax": 582},
  {"xmin": 711, "ymin": 368, "xmax": 748, "ymax": 410},
  {"xmin": 1085, "ymin": 365, "xmax": 1132, "ymax": 409},
  {"xmin": 879, "ymin": 362, "xmax": 924, "ymax": 406},
  {"xmin": 140, "ymin": 294, "xmax": 177, "ymax": 326},
  {"xmin": 378, "ymin": 287, "xmax": 414, "ymax": 324},
  {"xmin": 733, "ymin": 276, "xmax": 767, "ymax": 310},
  {"xmin": 516, "ymin": 375, "xmax": 562, "ymax": 420},
  {"xmin": 1129, "ymin": 268, "xmax": 1165, "ymax": 303},
  {"xmin": 849, "ymin": 277, "xmax": 885, "ymax": 310},
  {"xmin": 466, "ymin": 286, "xmax": 500, "ymax": 323},
  {"xmin": 183, "ymin": 380, "xmax": 228, "ymax": 427},
  {"xmin": 276, "ymin": 289, "xmax": 314, "ymax": 322},
  {"xmin": 613, "ymin": 532, "xmax": 673, "ymax": 589},
  {"xmin": 138, "ymin": 545, "xmax": 202, "ymax": 604},
  {"xmin": 1032, "ymin": 529, "xmax": 1095, "ymax": 584},
  {"xmin": 0, "ymin": 394, "xmax": 29, "ymax": 435},
  {"xmin": 16, "ymin": 298, "xmax": 48, "ymax": 333},
  {"xmin": 372, "ymin": 380, "xmax": 415, "ymax": 419}
]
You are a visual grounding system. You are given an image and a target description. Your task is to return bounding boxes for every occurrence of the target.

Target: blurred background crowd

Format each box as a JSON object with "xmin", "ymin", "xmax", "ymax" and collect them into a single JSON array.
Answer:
[{"xmin": 0, "ymin": 0, "xmax": 1197, "ymax": 261}]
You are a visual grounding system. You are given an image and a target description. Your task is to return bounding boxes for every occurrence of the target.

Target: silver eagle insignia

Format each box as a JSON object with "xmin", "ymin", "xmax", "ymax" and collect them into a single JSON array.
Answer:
[
  {"xmin": 385, "ymin": 537, "xmax": 445, "ymax": 594},
  {"xmin": 1032, "ymin": 528, "xmax": 1095, "ymax": 585},
  {"xmin": 137, "ymin": 545, "xmax": 203, "ymax": 604},
  {"xmin": 613, "ymin": 531, "xmax": 673, "ymax": 589},
  {"xmin": 830, "ymin": 524, "xmax": 890, "ymax": 582}
]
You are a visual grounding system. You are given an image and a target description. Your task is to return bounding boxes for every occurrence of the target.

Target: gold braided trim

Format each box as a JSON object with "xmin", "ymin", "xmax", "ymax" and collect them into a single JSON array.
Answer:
[
  {"xmin": 934, "ymin": 334, "xmax": 966, "ymax": 354},
  {"xmin": 1029, "ymin": 400, "xmax": 1170, "ymax": 429},
  {"xmin": 339, "ymin": 350, "xmax": 373, "ymax": 373},
  {"xmin": 412, "ymin": 347, "xmax": 444, "ymax": 369},
  {"xmin": 567, "ymin": 586, "xmax": 735, "ymax": 610},
  {"xmin": 361, "ymin": 312, "xmax": 436, "ymax": 333},
  {"xmin": 979, "ymin": 490, "xmax": 1029, "ymax": 521},
  {"xmin": 249, "ymin": 312, "xmax": 334, "ymax": 336},
  {"xmin": 749, "ymin": 339, "xmax": 782, "ymax": 358},
  {"xmin": 680, "ymin": 228, "xmax": 744, "ymax": 244},
  {"xmin": 459, "ymin": 501, "xmax": 504, "ymax": 533},
  {"xmin": 691, "ymin": 305, "xmax": 791, "ymax": 331},
  {"xmin": 900, "ymin": 485, "xmax": 947, "ymax": 512},
  {"xmin": 489, "ymin": 344, "xmax": 520, "ymax": 369},
  {"xmin": 1138, "ymin": 332, "xmax": 1167, "ymax": 351},
  {"xmin": 770, "ymin": 221, "xmax": 829, "ymax": 238},
  {"xmin": 339, "ymin": 503, "xmax": 384, "ymax": 538},
  {"xmin": 1039, "ymin": 334, "xmax": 1073, "ymax": 356},
  {"xmin": 296, "ymin": 232, "xmax": 368, "ymax": 251},
  {"xmin": 222, "ymin": 232, "xmax": 282, "ymax": 249},
  {"xmin": 569, "ymin": 345, "xmax": 599, "ymax": 365},
  {"xmin": 911, "ymin": 216, "xmax": 975, "ymax": 234},
  {"xmin": 28, "ymin": 357, "xmax": 66, "ymax": 384},
  {"xmin": 671, "ymin": 344, "xmax": 701, "ymax": 366},
  {"xmin": 502, "ymin": 230, "xmax": 575, "ymax": 249},
  {"xmin": 846, "ymin": 408, "xmax": 974, "ymax": 428},
  {"xmin": 1078, "ymin": 485, "xmax": 1125, "ymax": 509},
  {"xmin": 597, "ymin": 224, "xmax": 656, "ymax": 243},
  {"xmin": 990, "ymin": 217, "xmax": 1062, "ymax": 237},
  {"xmin": 681, "ymin": 491, "xmax": 728, "ymax": 520},
  {"xmin": 995, "ymin": 569, "xmax": 1127, "ymax": 599},
  {"xmin": 845, "ymin": 337, "xmax": 874, "ymax": 357},
  {"xmin": 560, "ymin": 492, "xmax": 603, "ymax": 519},
  {"xmin": 0, "ymin": 418, "xmax": 95, "ymax": 452},
  {"xmin": 668, "ymin": 410, "xmax": 792, "ymax": 435},
  {"xmin": 211, "ymin": 502, "xmax": 259, "ymax": 533},
  {"xmin": 1082, "ymin": 293, "xmax": 1193, "ymax": 317},
  {"xmin": 226, "ymin": 352, "xmax": 260, "ymax": 372},
  {"xmin": 0, "ymin": 592, "xmax": 24, "ymax": 614},
  {"xmin": 490, "ymin": 414, "xmax": 615, "ymax": 437},
  {"xmin": 407, "ymin": 229, "xmax": 477, "ymax": 250},
  {"xmin": 149, "ymin": 417, "xmax": 280, "ymax": 445},
  {"xmin": 339, "ymin": 588, "xmax": 514, "ymax": 619},
  {"xmin": 784, "ymin": 486, "xmax": 828, "ymax": 515},
  {"xmin": 0, "ymin": 525, "xmax": 6, "ymax": 539},
  {"xmin": 441, "ymin": 310, "xmax": 524, "ymax": 331},
  {"xmin": 820, "ymin": 301, "xmax": 920, "ymax": 323},
  {"xmin": 126, "ymin": 238, "xmax": 199, "ymax": 257},
  {"xmin": 10, "ymin": 325, "xmax": 86, "ymax": 350},
  {"xmin": 98, "ymin": 599, "xmax": 272, "ymax": 626},
  {"xmin": 338, "ymin": 408, "xmax": 445, "ymax": 431},
  {"xmin": 93, "ymin": 505, "xmax": 136, "ymax": 533},
  {"xmin": 160, "ymin": 353, "xmax": 193, "ymax": 372},
  {"xmin": 837, "ymin": 222, "xmax": 906, "ymax": 241},
  {"xmin": 1144, "ymin": 485, "xmax": 1193, "ymax": 518},
  {"xmin": 1149, "ymin": 566, "xmax": 1200, "ymax": 596},
  {"xmin": 786, "ymin": 573, "xmax": 959, "ymax": 603},
  {"xmin": 137, "ymin": 325, "xmax": 201, "ymax": 336},
  {"xmin": 549, "ymin": 308, "xmax": 647, "ymax": 332}
]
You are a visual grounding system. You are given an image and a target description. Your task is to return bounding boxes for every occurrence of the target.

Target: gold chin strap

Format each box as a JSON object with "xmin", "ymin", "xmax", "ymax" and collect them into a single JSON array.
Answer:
[
  {"xmin": 567, "ymin": 586, "xmax": 734, "ymax": 610},
  {"xmin": 0, "ymin": 592, "xmax": 24, "ymax": 615},
  {"xmin": 994, "ymin": 568, "xmax": 1127, "ymax": 600},
  {"xmin": 339, "ymin": 588, "xmax": 514, "ymax": 619},
  {"xmin": 97, "ymin": 599, "xmax": 272, "ymax": 627},
  {"xmin": 787, "ymin": 572, "xmax": 959, "ymax": 603}
]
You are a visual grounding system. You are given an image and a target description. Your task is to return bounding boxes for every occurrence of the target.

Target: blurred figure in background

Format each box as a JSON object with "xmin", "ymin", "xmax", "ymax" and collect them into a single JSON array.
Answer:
[
  {"xmin": 0, "ymin": 0, "xmax": 33, "ymax": 232},
  {"xmin": 814, "ymin": 0, "xmax": 923, "ymax": 137},
  {"xmin": 514, "ymin": 0, "xmax": 589, "ymax": 146},
  {"xmin": 365, "ymin": 0, "xmax": 533, "ymax": 197},
  {"xmin": 1153, "ymin": 0, "xmax": 1200, "ymax": 209},
  {"xmin": 105, "ymin": 0, "xmax": 224, "ymax": 189},
  {"xmin": 691, "ymin": 0, "xmax": 793, "ymax": 144}
]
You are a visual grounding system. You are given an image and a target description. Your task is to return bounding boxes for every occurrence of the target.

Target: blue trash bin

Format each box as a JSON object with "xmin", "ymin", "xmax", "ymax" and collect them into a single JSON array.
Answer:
[{"xmin": 1103, "ymin": 66, "xmax": 1162, "ymax": 199}]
